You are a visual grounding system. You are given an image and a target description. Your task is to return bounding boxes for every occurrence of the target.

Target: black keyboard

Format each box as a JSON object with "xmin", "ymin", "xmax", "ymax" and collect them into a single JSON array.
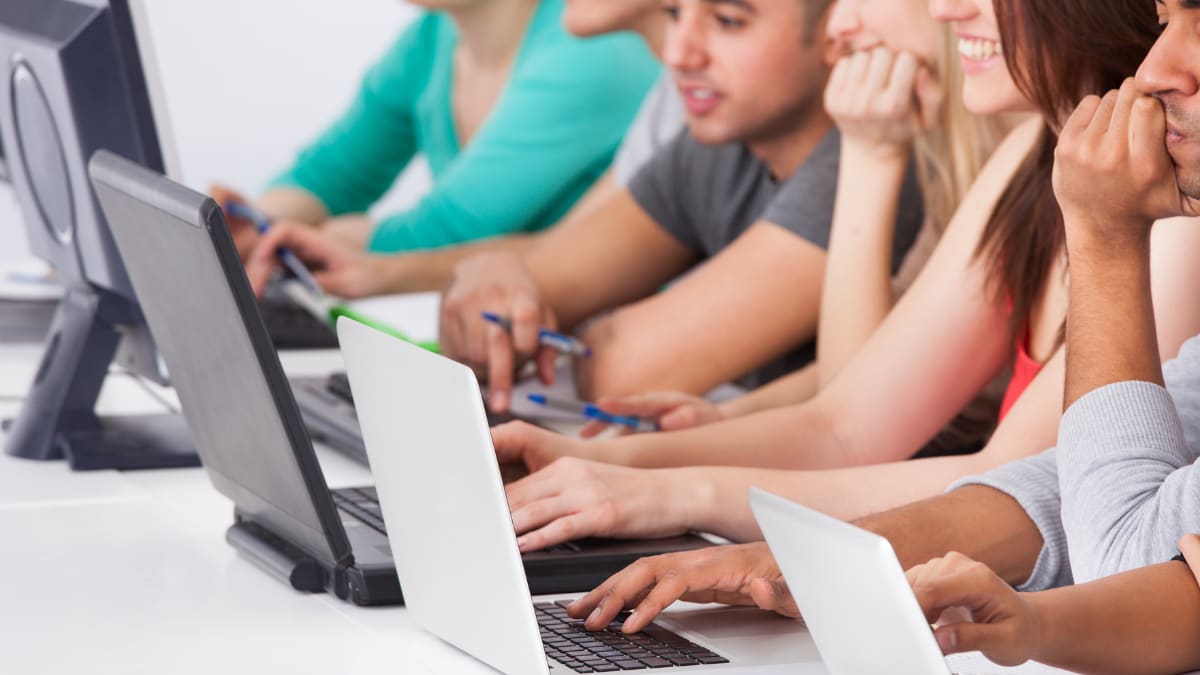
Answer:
[
  {"xmin": 332, "ymin": 487, "xmax": 583, "ymax": 555},
  {"xmin": 260, "ymin": 298, "xmax": 339, "ymax": 350},
  {"xmin": 325, "ymin": 371, "xmax": 520, "ymax": 427},
  {"xmin": 332, "ymin": 486, "xmax": 387, "ymax": 533},
  {"xmin": 326, "ymin": 371, "xmax": 356, "ymax": 405},
  {"xmin": 536, "ymin": 601, "xmax": 729, "ymax": 672}
]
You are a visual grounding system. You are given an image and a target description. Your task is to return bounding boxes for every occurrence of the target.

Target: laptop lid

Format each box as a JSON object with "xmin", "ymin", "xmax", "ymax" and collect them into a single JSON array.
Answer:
[
  {"xmin": 88, "ymin": 150, "xmax": 352, "ymax": 569},
  {"xmin": 749, "ymin": 488, "xmax": 952, "ymax": 675},
  {"xmin": 337, "ymin": 317, "xmax": 548, "ymax": 675}
]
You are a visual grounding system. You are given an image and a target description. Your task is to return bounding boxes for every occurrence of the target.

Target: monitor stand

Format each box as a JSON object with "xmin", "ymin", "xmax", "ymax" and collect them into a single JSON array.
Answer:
[{"xmin": 3, "ymin": 285, "xmax": 198, "ymax": 470}]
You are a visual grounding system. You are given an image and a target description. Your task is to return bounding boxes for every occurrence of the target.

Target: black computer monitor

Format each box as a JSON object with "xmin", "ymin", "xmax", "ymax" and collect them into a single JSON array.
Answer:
[{"xmin": 0, "ymin": 0, "xmax": 197, "ymax": 470}]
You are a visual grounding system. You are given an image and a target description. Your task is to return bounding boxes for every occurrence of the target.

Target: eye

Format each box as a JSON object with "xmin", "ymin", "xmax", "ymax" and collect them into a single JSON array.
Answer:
[
  {"xmin": 663, "ymin": 4, "xmax": 681, "ymax": 20},
  {"xmin": 715, "ymin": 14, "xmax": 746, "ymax": 29}
]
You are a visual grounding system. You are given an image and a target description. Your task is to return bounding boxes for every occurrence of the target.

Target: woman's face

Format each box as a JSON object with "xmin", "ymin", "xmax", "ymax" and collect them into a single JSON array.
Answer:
[
  {"xmin": 827, "ymin": 0, "xmax": 937, "ymax": 64},
  {"xmin": 562, "ymin": 0, "xmax": 659, "ymax": 37},
  {"xmin": 929, "ymin": 0, "xmax": 1030, "ymax": 114}
]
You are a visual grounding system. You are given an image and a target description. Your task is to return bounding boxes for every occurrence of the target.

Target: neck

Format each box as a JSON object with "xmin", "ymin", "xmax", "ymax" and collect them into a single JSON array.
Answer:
[
  {"xmin": 747, "ymin": 106, "xmax": 835, "ymax": 180},
  {"xmin": 630, "ymin": 11, "xmax": 667, "ymax": 58},
  {"xmin": 449, "ymin": 0, "xmax": 537, "ymax": 65},
  {"xmin": 995, "ymin": 111, "xmax": 1039, "ymax": 136}
]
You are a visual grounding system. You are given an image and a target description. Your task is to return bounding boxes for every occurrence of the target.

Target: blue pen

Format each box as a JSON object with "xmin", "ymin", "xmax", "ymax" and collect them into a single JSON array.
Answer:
[
  {"xmin": 527, "ymin": 393, "xmax": 658, "ymax": 432},
  {"xmin": 481, "ymin": 312, "xmax": 592, "ymax": 358},
  {"xmin": 225, "ymin": 202, "xmax": 324, "ymax": 295}
]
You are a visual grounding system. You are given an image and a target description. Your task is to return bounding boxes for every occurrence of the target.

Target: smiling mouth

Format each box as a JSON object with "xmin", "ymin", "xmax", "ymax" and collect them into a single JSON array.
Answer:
[{"xmin": 957, "ymin": 36, "xmax": 1003, "ymax": 62}]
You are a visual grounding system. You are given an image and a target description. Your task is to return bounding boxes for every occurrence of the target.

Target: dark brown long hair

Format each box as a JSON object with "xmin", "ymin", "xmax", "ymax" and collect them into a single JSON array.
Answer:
[{"xmin": 975, "ymin": 0, "xmax": 1160, "ymax": 347}]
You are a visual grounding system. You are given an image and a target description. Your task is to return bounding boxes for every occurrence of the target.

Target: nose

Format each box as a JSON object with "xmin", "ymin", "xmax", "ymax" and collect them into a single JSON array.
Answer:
[
  {"xmin": 826, "ymin": 0, "xmax": 862, "ymax": 41},
  {"xmin": 663, "ymin": 7, "xmax": 708, "ymax": 73},
  {"xmin": 928, "ymin": 0, "xmax": 976, "ymax": 23},
  {"xmin": 1136, "ymin": 22, "xmax": 1200, "ymax": 100}
]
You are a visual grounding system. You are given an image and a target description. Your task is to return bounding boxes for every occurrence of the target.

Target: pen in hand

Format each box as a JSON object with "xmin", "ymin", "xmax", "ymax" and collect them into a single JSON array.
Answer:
[
  {"xmin": 527, "ymin": 393, "xmax": 658, "ymax": 432},
  {"xmin": 225, "ymin": 201, "xmax": 324, "ymax": 295},
  {"xmin": 481, "ymin": 311, "xmax": 592, "ymax": 358}
]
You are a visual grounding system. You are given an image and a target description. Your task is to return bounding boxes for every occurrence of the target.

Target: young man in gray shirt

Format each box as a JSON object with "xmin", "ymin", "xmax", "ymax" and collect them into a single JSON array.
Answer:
[{"xmin": 439, "ymin": 0, "xmax": 923, "ymax": 410}]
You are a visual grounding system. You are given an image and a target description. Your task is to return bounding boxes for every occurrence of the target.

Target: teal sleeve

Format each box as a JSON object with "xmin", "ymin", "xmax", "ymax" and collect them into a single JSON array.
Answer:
[
  {"xmin": 270, "ymin": 20, "xmax": 432, "ymax": 215},
  {"xmin": 367, "ymin": 34, "xmax": 659, "ymax": 253}
]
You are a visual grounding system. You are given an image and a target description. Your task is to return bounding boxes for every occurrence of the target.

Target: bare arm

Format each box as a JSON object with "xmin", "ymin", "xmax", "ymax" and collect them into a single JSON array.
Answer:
[
  {"xmin": 911, "ymin": 554, "xmax": 1200, "ymax": 675},
  {"xmin": 719, "ymin": 364, "xmax": 821, "ymax": 418},
  {"xmin": 440, "ymin": 186, "xmax": 695, "ymax": 410},
  {"xmin": 816, "ymin": 143, "xmax": 910, "ymax": 388},
  {"xmin": 257, "ymin": 186, "xmax": 330, "ymax": 227},
  {"xmin": 574, "ymin": 222, "xmax": 826, "ymax": 399}
]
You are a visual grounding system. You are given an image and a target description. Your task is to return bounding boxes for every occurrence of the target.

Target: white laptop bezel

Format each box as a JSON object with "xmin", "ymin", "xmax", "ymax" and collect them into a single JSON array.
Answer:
[
  {"xmin": 750, "ymin": 488, "xmax": 953, "ymax": 675},
  {"xmin": 337, "ymin": 318, "xmax": 549, "ymax": 675}
]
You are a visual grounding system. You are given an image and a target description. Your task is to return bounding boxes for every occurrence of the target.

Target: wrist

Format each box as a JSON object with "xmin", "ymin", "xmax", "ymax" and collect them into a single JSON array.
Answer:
[
  {"xmin": 372, "ymin": 254, "xmax": 409, "ymax": 295},
  {"xmin": 1062, "ymin": 213, "xmax": 1153, "ymax": 259},
  {"xmin": 840, "ymin": 136, "xmax": 913, "ymax": 165},
  {"xmin": 665, "ymin": 467, "xmax": 717, "ymax": 532},
  {"xmin": 1023, "ymin": 591, "xmax": 1055, "ymax": 667}
]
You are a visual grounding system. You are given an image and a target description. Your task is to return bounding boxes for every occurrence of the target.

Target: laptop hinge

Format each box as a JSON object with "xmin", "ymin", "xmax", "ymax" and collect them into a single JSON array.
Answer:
[{"xmin": 225, "ymin": 520, "xmax": 329, "ymax": 593}]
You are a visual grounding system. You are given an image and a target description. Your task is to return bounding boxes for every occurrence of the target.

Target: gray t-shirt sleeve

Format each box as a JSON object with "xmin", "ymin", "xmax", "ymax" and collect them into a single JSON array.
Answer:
[
  {"xmin": 613, "ymin": 75, "xmax": 686, "ymax": 187},
  {"xmin": 1056, "ymin": 333, "xmax": 1200, "ymax": 584},
  {"xmin": 946, "ymin": 449, "xmax": 1073, "ymax": 591},
  {"xmin": 760, "ymin": 130, "xmax": 924, "ymax": 271},
  {"xmin": 626, "ymin": 129, "xmax": 704, "ymax": 251}
]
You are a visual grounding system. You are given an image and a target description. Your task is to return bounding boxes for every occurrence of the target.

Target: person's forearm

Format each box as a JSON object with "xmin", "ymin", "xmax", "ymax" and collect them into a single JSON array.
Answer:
[
  {"xmin": 593, "ymin": 399, "xmax": 846, "ymax": 470},
  {"xmin": 522, "ymin": 191, "xmax": 694, "ymax": 331},
  {"xmin": 1026, "ymin": 561, "xmax": 1200, "ymax": 675},
  {"xmin": 817, "ymin": 144, "xmax": 908, "ymax": 388},
  {"xmin": 677, "ymin": 456, "xmax": 1040, "ymax": 573},
  {"xmin": 370, "ymin": 235, "xmax": 538, "ymax": 294},
  {"xmin": 719, "ymin": 365, "xmax": 821, "ymax": 419},
  {"xmin": 1063, "ymin": 225, "xmax": 1161, "ymax": 409},
  {"xmin": 258, "ymin": 187, "xmax": 330, "ymax": 227}
]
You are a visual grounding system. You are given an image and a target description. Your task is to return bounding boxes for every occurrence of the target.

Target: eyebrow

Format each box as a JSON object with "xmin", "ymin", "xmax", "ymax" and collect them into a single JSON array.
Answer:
[{"xmin": 701, "ymin": 0, "xmax": 758, "ymax": 11}]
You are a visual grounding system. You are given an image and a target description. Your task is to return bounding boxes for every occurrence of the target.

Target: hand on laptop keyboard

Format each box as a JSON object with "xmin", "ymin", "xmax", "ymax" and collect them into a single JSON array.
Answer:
[{"xmin": 565, "ymin": 543, "xmax": 798, "ymax": 634}]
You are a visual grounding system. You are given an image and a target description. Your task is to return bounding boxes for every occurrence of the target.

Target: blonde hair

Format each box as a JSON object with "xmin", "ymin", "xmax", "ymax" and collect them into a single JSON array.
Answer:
[{"xmin": 912, "ymin": 23, "xmax": 1007, "ymax": 235}]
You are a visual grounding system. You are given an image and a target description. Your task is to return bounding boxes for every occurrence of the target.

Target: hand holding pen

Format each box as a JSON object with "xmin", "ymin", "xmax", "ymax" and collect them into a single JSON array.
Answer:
[{"xmin": 527, "ymin": 394, "xmax": 658, "ymax": 433}]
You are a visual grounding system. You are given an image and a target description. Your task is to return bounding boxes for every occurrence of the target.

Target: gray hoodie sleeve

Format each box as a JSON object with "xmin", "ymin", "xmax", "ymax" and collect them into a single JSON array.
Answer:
[
  {"xmin": 1057, "ymin": 334, "xmax": 1200, "ymax": 584},
  {"xmin": 947, "ymin": 449, "xmax": 1072, "ymax": 591}
]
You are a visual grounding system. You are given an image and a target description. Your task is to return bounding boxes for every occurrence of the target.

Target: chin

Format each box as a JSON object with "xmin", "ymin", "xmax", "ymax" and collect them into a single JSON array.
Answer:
[{"xmin": 684, "ymin": 119, "xmax": 742, "ymax": 147}]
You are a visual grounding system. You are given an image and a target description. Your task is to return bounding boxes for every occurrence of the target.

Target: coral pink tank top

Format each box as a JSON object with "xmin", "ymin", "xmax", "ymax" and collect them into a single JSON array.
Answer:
[{"xmin": 998, "ymin": 334, "xmax": 1042, "ymax": 421}]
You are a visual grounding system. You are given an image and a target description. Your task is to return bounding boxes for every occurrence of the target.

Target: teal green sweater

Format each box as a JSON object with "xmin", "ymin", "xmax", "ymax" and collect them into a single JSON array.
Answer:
[{"xmin": 271, "ymin": 1, "xmax": 658, "ymax": 253}]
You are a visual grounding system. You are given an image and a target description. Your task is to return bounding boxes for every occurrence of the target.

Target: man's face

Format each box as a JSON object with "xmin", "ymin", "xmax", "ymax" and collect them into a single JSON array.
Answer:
[
  {"xmin": 1138, "ymin": 0, "xmax": 1200, "ymax": 200},
  {"xmin": 662, "ymin": 0, "xmax": 832, "ymax": 146}
]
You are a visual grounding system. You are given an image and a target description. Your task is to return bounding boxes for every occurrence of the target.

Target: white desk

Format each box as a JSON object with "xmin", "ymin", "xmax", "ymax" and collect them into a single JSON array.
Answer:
[{"xmin": 0, "ymin": 299, "xmax": 1078, "ymax": 675}]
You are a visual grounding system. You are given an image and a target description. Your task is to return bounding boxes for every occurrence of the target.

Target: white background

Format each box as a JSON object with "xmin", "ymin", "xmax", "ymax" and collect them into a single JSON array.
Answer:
[{"xmin": 0, "ymin": 0, "xmax": 428, "ymax": 262}]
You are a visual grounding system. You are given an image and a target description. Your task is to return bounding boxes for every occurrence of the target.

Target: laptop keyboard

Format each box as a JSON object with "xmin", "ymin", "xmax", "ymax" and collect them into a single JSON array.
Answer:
[
  {"xmin": 332, "ymin": 487, "xmax": 387, "ymax": 533},
  {"xmin": 325, "ymin": 372, "xmax": 520, "ymax": 427},
  {"xmin": 330, "ymin": 487, "xmax": 581, "ymax": 554},
  {"xmin": 260, "ymin": 298, "xmax": 339, "ymax": 350},
  {"xmin": 537, "ymin": 601, "xmax": 729, "ymax": 671}
]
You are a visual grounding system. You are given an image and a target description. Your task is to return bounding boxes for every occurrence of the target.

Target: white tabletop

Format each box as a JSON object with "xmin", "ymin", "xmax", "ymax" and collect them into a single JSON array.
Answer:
[{"xmin": 0, "ymin": 297, "xmax": 1083, "ymax": 675}]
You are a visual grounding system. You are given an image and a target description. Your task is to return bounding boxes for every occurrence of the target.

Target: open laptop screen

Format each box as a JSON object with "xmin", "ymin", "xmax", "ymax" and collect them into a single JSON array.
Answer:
[{"xmin": 90, "ymin": 151, "xmax": 351, "ymax": 568}]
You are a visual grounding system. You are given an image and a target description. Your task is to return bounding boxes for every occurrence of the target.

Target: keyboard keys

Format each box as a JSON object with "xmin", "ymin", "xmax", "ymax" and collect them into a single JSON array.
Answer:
[{"xmin": 533, "ymin": 602, "xmax": 728, "ymax": 672}]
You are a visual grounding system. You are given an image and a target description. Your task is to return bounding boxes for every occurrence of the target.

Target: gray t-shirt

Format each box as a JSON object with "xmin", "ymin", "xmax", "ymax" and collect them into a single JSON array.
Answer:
[
  {"xmin": 627, "ymin": 127, "xmax": 924, "ymax": 385},
  {"xmin": 613, "ymin": 74, "xmax": 686, "ymax": 186}
]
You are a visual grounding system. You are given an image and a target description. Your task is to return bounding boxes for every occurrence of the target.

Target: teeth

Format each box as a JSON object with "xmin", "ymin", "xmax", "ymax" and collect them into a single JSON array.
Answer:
[
  {"xmin": 691, "ymin": 89, "xmax": 715, "ymax": 100},
  {"xmin": 957, "ymin": 37, "xmax": 1002, "ymax": 62}
]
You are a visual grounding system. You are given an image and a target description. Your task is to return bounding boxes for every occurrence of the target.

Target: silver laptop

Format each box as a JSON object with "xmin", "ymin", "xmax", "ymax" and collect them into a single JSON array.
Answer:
[
  {"xmin": 751, "ymin": 488, "xmax": 1002, "ymax": 675},
  {"xmin": 338, "ymin": 318, "xmax": 824, "ymax": 674}
]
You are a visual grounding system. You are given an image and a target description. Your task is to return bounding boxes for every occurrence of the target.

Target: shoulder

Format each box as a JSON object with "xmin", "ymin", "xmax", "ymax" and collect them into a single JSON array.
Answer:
[
  {"xmin": 366, "ymin": 12, "xmax": 447, "ymax": 87},
  {"xmin": 517, "ymin": 4, "xmax": 658, "ymax": 91},
  {"xmin": 941, "ymin": 115, "xmax": 1043, "ymax": 239}
]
